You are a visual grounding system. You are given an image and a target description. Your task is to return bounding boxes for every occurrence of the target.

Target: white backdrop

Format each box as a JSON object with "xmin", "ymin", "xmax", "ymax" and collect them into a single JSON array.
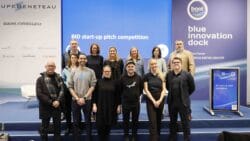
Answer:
[{"xmin": 0, "ymin": 0, "xmax": 61, "ymax": 88}]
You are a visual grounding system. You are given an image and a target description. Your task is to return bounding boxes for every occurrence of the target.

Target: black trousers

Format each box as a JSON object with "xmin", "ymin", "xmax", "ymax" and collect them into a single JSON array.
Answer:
[
  {"xmin": 64, "ymin": 89, "xmax": 72, "ymax": 128},
  {"xmin": 169, "ymin": 104, "xmax": 191, "ymax": 138},
  {"xmin": 122, "ymin": 103, "xmax": 140, "ymax": 136},
  {"xmin": 146, "ymin": 98, "xmax": 164, "ymax": 141},
  {"xmin": 72, "ymin": 100, "xmax": 92, "ymax": 141},
  {"xmin": 40, "ymin": 111, "xmax": 61, "ymax": 141},
  {"xmin": 97, "ymin": 124, "xmax": 112, "ymax": 141}
]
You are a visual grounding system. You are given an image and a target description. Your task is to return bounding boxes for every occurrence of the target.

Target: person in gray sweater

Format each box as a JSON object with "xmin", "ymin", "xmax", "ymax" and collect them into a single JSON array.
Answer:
[{"xmin": 68, "ymin": 54, "xmax": 97, "ymax": 141}]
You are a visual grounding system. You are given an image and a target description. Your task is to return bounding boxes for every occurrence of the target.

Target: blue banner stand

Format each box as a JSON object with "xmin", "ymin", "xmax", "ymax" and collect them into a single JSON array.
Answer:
[{"xmin": 203, "ymin": 68, "xmax": 244, "ymax": 117}]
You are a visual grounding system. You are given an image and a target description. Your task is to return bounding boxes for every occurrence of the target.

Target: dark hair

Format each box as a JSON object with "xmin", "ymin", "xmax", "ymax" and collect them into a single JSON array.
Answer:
[
  {"xmin": 172, "ymin": 57, "xmax": 182, "ymax": 64},
  {"xmin": 125, "ymin": 60, "xmax": 135, "ymax": 67},
  {"xmin": 152, "ymin": 47, "xmax": 161, "ymax": 58},
  {"xmin": 79, "ymin": 53, "xmax": 87, "ymax": 57},
  {"xmin": 90, "ymin": 43, "xmax": 100, "ymax": 54}
]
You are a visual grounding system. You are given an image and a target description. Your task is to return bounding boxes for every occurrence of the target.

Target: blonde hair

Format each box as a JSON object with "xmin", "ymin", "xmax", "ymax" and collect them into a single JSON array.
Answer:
[
  {"xmin": 107, "ymin": 46, "xmax": 120, "ymax": 61},
  {"xmin": 127, "ymin": 47, "xmax": 141, "ymax": 60},
  {"xmin": 149, "ymin": 59, "xmax": 165, "ymax": 82}
]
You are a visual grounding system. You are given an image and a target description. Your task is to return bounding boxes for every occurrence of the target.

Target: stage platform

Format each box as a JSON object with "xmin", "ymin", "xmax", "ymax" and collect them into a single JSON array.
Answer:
[{"xmin": 1, "ymin": 89, "xmax": 250, "ymax": 141}]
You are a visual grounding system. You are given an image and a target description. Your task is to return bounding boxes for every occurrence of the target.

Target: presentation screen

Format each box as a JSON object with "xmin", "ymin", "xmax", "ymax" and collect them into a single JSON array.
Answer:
[
  {"xmin": 211, "ymin": 68, "xmax": 239, "ymax": 111},
  {"xmin": 62, "ymin": 0, "xmax": 172, "ymax": 59}
]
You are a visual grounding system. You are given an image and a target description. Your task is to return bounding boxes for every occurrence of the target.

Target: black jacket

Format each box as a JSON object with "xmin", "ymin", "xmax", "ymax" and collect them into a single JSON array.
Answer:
[
  {"xmin": 36, "ymin": 72, "xmax": 64, "ymax": 119},
  {"xmin": 166, "ymin": 70, "xmax": 195, "ymax": 107}
]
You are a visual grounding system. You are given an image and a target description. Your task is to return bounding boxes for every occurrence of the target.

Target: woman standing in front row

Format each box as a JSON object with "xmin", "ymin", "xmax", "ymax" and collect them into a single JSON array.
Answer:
[
  {"xmin": 92, "ymin": 65, "xmax": 121, "ymax": 141},
  {"xmin": 104, "ymin": 46, "xmax": 124, "ymax": 80},
  {"xmin": 144, "ymin": 59, "xmax": 166, "ymax": 141}
]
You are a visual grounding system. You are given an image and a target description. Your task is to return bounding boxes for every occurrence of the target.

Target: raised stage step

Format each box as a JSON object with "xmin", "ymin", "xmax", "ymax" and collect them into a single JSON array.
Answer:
[{"xmin": 5, "ymin": 127, "xmax": 250, "ymax": 141}]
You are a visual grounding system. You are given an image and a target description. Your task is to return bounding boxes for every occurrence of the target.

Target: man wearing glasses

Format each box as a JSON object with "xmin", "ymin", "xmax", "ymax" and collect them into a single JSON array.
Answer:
[{"xmin": 166, "ymin": 57, "xmax": 195, "ymax": 141}]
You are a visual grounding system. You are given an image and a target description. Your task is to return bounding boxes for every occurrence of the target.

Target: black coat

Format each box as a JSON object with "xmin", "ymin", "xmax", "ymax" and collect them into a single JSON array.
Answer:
[
  {"xmin": 92, "ymin": 78, "xmax": 120, "ymax": 126},
  {"xmin": 104, "ymin": 59, "xmax": 124, "ymax": 80},
  {"xmin": 166, "ymin": 70, "xmax": 195, "ymax": 107},
  {"xmin": 36, "ymin": 72, "xmax": 64, "ymax": 119}
]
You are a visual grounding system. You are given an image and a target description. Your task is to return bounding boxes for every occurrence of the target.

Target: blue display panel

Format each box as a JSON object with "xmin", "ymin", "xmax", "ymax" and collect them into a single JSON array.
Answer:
[
  {"xmin": 211, "ymin": 68, "xmax": 239, "ymax": 111},
  {"xmin": 62, "ymin": 0, "xmax": 172, "ymax": 59}
]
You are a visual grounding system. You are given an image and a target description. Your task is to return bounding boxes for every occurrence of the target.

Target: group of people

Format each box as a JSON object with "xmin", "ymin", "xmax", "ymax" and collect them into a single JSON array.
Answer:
[{"xmin": 36, "ymin": 39, "xmax": 196, "ymax": 141}]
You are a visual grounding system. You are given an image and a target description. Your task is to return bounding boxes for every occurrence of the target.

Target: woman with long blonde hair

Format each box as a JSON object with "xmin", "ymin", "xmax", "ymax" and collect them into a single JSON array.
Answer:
[
  {"xmin": 126, "ymin": 47, "xmax": 144, "ymax": 77},
  {"xmin": 104, "ymin": 46, "xmax": 124, "ymax": 80},
  {"xmin": 143, "ymin": 58, "xmax": 166, "ymax": 141}
]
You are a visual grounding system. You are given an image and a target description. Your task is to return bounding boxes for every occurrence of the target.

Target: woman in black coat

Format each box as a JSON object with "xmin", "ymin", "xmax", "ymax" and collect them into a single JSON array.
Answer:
[{"xmin": 92, "ymin": 65, "xmax": 121, "ymax": 141}]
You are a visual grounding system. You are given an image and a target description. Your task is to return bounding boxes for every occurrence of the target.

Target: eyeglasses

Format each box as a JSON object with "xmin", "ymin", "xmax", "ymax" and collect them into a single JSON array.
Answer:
[
  {"xmin": 103, "ymin": 71, "xmax": 111, "ymax": 73},
  {"xmin": 176, "ymin": 43, "xmax": 183, "ymax": 45},
  {"xmin": 172, "ymin": 61, "xmax": 181, "ymax": 64}
]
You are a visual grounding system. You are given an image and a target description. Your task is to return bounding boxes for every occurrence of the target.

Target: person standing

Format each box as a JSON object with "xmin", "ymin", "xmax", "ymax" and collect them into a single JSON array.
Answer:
[
  {"xmin": 62, "ymin": 54, "xmax": 79, "ymax": 135},
  {"xmin": 148, "ymin": 46, "xmax": 167, "ymax": 75},
  {"xmin": 126, "ymin": 47, "xmax": 144, "ymax": 77},
  {"xmin": 86, "ymin": 43, "xmax": 104, "ymax": 80},
  {"xmin": 92, "ymin": 65, "xmax": 121, "ymax": 141},
  {"xmin": 120, "ymin": 61, "xmax": 143, "ymax": 141},
  {"xmin": 68, "ymin": 54, "xmax": 97, "ymax": 141},
  {"xmin": 166, "ymin": 57, "xmax": 195, "ymax": 141},
  {"xmin": 104, "ymin": 47, "xmax": 124, "ymax": 80},
  {"xmin": 36, "ymin": 60, "xmax": 64, "ymax": 141},
  {"xmin": 62, "ymin": 39, "xmax": 82, "ymax": 68},
  {"xmin": 168, "ymin": 40, "xmax": 195, "ymax": 76},
  {"xmin": 144, "ymin": 59, "xmax": 166, "ymax": 141},
  {"xmin": 86, "ymin": 43, "xmax": 104, "ymax": 122}
]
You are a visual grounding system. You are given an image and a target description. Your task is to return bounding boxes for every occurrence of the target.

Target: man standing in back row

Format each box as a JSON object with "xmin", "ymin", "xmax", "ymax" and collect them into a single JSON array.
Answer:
[{"xmin": 168, "ymin": 40, "xmax": 195, "ymax": 76}]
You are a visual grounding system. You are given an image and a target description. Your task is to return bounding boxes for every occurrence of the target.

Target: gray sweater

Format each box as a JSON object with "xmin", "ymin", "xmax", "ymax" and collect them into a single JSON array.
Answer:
[{"xmin": 68, "ymin": 67, "xmax": 97, "ymax": 100}]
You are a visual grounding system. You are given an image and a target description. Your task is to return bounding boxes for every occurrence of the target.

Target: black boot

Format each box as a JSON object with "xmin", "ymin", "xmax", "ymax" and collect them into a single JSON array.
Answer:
[
  {"xmin": 184, "ymin": 134, "xmax": 191, "ymax": 141},
  {"xmin": 131, "ymin": 135, "xmax": 138, "ymax": 141},
  {"xmin": 124, "ymin": 135, "xmax": 130, "ymax": 141},
  {"xmin": 64, "ymin": 127, "xmax": 72, "ymax": 135},
  {"xmin": 54, "ymin": 134, "xmax": 61, "ymax": 141},
  {"xmin": 40, "ymin": 134, "xmax": 48, "ymax": 141},
  {"xmin": 168, "ymin": 134, "xmax": 177, "ymax": 141}
]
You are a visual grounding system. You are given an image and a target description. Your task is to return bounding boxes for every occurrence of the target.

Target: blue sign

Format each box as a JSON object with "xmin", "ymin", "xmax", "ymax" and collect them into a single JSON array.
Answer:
[
  {"xmin": 211, "ymin": 68, "xmax": 239, "ymax": 111},
  {"xmin": 172, "ymin": 0, "xmax": 247, "ymax": 105},
  {"xmin": 62, "ymin": 0, "xmax": 172, "ymax": 59}
]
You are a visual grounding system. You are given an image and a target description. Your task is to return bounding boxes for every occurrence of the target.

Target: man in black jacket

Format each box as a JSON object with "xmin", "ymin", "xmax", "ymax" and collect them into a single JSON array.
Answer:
[
  {"xmin": 120, "ymin": 61, "xmax": 143, "ymax": 141},
  {"xmin": 166, "ymin": 57, "xmax": 195, "ymax": 141},
  {"xmin": 36, "ymin": 60, "xmax": 64, "ymax": 141}
]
